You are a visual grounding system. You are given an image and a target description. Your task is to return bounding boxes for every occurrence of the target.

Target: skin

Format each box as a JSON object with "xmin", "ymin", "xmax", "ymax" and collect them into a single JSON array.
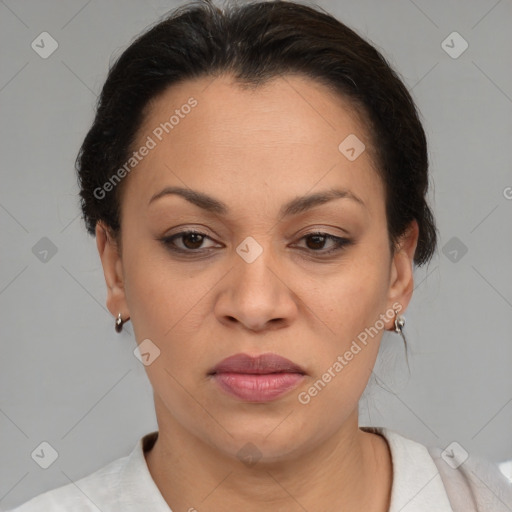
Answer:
[{"xmin": 96, "ymin": 73, "xmax": 419, "ymax": 512}]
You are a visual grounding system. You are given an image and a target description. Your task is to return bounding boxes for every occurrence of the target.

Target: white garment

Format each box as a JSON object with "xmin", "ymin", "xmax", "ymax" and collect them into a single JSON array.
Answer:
[{"xmin": 7, "ymin": 427, "xmax": 511, "ymax": 511}]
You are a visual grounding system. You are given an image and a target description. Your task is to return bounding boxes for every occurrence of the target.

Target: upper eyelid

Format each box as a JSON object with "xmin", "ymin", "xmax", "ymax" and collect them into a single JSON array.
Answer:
[
  {"xmin": 163, "ymin": 222, "xmax": 350, "ymax": 238},
  {"xmin": 165, "ymin": 228, "xmax": 346, "ymax": 239},
  {"xmin": 163, "ymin": 230, "xmax": 349, "ymax": 248}
]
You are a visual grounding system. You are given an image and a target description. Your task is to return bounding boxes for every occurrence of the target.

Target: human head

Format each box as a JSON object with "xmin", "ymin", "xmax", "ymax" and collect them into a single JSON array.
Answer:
[{"xmin": 78, "ymin": 0, "xmax": 437, "ymax": 464}]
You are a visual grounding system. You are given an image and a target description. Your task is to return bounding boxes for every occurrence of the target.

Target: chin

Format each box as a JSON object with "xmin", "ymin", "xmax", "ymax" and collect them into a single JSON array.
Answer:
[{"xmin": 206, "ymin": 416, "xmax": 314, "ymax": 461}]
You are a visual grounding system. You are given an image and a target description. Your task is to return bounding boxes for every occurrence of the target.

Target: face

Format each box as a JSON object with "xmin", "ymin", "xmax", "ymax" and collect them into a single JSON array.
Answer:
[{"xmin": 97, "ymin": 73, "xmax": 418, "ymax": 462}]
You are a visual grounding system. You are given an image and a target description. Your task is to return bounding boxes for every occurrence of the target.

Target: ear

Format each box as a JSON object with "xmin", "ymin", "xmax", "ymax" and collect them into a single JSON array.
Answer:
[
  {"xmin": 95, "ymin": 222, "xmax": 129, "ymax": 320},
  {"xmin": 385, "ymin": 219, "xmax": 419, "ymax": 328}
]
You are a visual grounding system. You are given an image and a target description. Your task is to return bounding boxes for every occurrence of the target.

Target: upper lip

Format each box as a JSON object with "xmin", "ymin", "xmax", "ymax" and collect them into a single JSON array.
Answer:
[{"xmin": 209, "ymin": 353, "xmax": 306, "ymax": 375}]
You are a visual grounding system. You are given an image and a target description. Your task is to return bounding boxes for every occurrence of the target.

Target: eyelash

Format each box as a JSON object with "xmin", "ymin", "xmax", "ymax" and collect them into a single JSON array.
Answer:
[{"xmin": 159, "ymin": 230, "xmax": 352, "ymax": 257}]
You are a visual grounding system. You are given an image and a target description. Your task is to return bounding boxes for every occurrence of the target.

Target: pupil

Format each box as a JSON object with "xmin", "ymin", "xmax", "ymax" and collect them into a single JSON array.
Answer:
[
  {"xmin": 184, "ymin": 233, "xmax": 203, "ymax": 249},
  {"xmin": 307, "ymin": 235, "xmax": 325, "ymax": 250}
]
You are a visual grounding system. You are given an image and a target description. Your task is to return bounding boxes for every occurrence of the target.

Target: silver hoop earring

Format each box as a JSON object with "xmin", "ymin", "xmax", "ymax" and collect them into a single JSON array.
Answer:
[
  {"xmin": 115, "ymin": 313, "xmax": 124, "ymax": 333},
  {"xmin": 394, "ymin": 310, "xmax": 405, "ymax": 333}
]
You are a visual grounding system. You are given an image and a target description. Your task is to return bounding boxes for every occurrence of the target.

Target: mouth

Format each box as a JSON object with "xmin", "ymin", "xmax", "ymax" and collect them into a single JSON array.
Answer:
[
  {"xmin": 208, "ymin": 353, "xmax": 306, "ymax": 402},
  {"xmin": 208, "ymin": 352, "xmax": 306, "ymax": 376}
]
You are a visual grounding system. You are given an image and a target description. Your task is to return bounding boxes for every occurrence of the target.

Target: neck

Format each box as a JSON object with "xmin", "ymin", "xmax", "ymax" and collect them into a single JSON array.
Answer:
[{"xmin": 145, "ymin": 397, "xmax": 392, "ymax": 512}]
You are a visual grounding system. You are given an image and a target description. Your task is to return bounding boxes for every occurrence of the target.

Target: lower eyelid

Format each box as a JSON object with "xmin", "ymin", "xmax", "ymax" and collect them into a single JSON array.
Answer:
[
  {"xmin": 296, "ymin": 234, "xmax": 352, "ymax": 253},
  {"xmin": 160, "ymin": 231, "xmax": 352, "ymax": 254},
  {"xmin": 162, "ymin": 232, "xmax": 218, "ymax": 251}
]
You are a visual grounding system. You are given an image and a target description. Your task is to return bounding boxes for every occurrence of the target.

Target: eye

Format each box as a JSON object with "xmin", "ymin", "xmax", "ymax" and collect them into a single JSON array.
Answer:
[
  {"xmin": 295, "ymin": 232, "xmax": 352, "ymax": 255},
  {"xmin": 160, "ymin": 230, "xmax": 219, "ymax": 253},
  {"xmin": 159, "ymin": 230, "xmax": 352, "ymax": 257}
]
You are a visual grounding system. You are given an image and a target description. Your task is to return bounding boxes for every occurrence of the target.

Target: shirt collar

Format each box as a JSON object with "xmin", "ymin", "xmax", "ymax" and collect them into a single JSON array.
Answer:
[
  {"xmin": 118, "ymin": 428, "xmax": 454, "ymax": 512},
  {"xmin": 116, "ymin": 431, "xmax": 171, "ymax": 511},
  {"xmin": 361, "ymin": 426, "xmax": 453, "ymax": 511}
]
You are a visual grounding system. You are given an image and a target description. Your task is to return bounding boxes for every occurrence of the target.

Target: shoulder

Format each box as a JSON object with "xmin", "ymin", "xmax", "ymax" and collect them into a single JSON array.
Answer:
[
  {"xmin": 6, "ymin": 453, "xmax": 129, "ymax": 512},
  {"xmin": 363, "ymin": 425, "xmax": 512, "ymax": 512},
  {"xmin": 427, "ymin": 444, "xmax": 512, "ymax": 512},
  {"xmin": 6, "ymin": 432, "xmax": 162, "ymax": 512}
]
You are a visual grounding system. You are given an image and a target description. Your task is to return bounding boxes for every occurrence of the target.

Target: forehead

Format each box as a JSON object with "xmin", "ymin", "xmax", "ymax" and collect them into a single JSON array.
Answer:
[{"xmin": 124, "ymin": 73, "xmax": 384, "ymax": 218}]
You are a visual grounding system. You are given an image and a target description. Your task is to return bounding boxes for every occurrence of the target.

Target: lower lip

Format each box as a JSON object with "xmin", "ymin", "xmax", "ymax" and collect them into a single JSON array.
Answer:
[{"xmin": 211, "ymin": 372, "xmax": 305, "ymax": 402}]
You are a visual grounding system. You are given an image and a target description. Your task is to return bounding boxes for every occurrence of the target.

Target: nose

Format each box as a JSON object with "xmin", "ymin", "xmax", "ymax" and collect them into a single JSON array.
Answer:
[{"xmin": 214, "ymin": 243, "xmax": 298, "ymax": 333}]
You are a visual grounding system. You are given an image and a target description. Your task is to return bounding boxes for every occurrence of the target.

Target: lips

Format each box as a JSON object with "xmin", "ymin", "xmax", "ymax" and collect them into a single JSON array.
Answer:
[
  {"xmin": 209, "ymin": 353, "xmax": 306, "ymax": 376},
  {"xmin": 208, "ymin": 353, "xmax": 306, "ymax": 402}
]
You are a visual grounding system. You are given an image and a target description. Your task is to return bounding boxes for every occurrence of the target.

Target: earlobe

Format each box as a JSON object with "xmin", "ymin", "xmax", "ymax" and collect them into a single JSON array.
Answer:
[
  {"xmin": 386, "ymin": 220, "xmax": 419, "ymax": 328},
  {"xmin": 95, "ymin": 222, "xmax": 129, "ymax": 320}
]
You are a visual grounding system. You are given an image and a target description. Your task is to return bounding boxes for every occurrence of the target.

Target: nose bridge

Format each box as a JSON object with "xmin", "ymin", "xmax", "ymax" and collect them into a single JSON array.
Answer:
[
  {"xmin": 234, "ymin": 234, "xmax": 280, "ymax": 294},
  {"xmin": 218, "ymin": 232, "xmax": 295, "ymax": 330}
]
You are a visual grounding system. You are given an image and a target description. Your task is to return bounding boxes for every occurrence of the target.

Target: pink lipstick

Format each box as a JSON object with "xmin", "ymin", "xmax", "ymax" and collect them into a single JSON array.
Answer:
[{"xmin": 208, "ymin": 353, "xmax": 306, "ymax": 402}]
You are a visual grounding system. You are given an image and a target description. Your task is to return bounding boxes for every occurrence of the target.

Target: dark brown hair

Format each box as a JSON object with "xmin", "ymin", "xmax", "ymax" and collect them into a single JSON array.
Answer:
[{"xmin": 76, "ymin": 0, "xmax": 437, "ymax": 266}]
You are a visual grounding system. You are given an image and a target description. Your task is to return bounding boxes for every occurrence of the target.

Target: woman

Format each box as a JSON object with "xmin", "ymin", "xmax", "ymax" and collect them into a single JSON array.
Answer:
[{"xmin": 9, "ymin": 0, "xmax": 511, "ymax": 510}]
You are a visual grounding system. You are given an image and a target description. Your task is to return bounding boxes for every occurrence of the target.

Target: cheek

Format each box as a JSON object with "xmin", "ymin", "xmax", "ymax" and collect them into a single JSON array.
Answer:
[
  {"xmin": 296, "ymin": 290, "xmax": 386, "ymax": 429},
  {"xmin": 313, "ymin": 253, "xmax": 390, "ymax": 343},
  {"xmin": 123, "ymin": 255, "xmax": 196, "ymax": 341},
  {"xmin": 299, "ymin": 249, "xmax": 390, "ymax": 398},
  {"xmin": 122, "ymin": 235, "xmax": 223, "ymax": 375}
]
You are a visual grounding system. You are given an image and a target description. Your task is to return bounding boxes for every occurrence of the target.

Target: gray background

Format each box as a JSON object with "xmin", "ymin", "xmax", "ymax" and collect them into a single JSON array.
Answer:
[{"xmin": 1, "ymin": 0, "xmax": 511, "ymax": 509}]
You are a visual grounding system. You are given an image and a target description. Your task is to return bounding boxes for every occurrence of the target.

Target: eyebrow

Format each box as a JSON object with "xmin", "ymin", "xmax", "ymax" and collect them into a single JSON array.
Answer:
[{"xmin": 148, "ymin": 186, "xmax": 366, "ymax": 217}]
